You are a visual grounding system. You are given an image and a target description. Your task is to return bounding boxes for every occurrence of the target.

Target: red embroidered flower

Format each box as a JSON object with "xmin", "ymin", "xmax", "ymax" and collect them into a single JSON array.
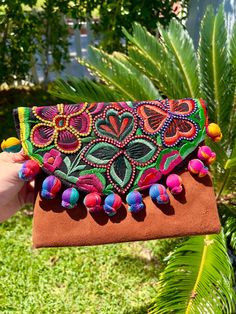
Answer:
[
  {"xmin": 76, "ymin": 174, "xmax": 104, "ymax": 193},
  {"xmin": 136, "ymin": 99, "xmax": 199, "ymax": 147},
  {"xmin": 31, "ymin": 103, "xmax": 92, "ymax": 153},
  {"xmin": 138, "ymin": 168, "xmax": 162, "ymax": 189},
  {"xmin": 43, "ymin": 149, "xmax": 62, "ymax": 172}
]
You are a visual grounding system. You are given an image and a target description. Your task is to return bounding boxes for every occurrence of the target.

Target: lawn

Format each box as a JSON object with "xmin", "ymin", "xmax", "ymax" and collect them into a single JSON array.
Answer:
[
  {"xmin": 0, "ymin": 87, "xmax": 180, "ymax": 313},
  {"xmin": 0, "ymin": 209, "xmax": 179, "ymax": 313}
]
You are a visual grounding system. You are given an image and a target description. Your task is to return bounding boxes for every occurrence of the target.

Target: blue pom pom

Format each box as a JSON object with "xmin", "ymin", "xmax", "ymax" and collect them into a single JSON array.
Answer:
[
  {"xmin": 103, "ymin": 193, "xmax": 122, "ymax": 216},
  {"xmin": 126, "ymin": 191, "xmax": 144, "ymax": 213},
  {"xmin": 149, "ymin": 184, "xmax": 169, "ymax": 204}
]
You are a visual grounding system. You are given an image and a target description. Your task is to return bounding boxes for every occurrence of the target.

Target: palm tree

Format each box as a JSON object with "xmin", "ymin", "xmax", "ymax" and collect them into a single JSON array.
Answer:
[{"xmin": 50, "ymin": 5, "xmax": 236, "ymax": 313}]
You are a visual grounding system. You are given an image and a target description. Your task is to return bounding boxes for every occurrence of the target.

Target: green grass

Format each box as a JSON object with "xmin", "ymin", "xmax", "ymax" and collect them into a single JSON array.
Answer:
[{"xmin": 0, "ymin": 209, "xmax": 180, "ymax": 314}]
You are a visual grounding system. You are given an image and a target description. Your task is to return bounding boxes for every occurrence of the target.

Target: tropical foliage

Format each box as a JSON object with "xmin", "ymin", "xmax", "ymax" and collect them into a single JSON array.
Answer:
[{"xmin": 50, "ymin": 5, "xmax": 236, "ymax": 313}]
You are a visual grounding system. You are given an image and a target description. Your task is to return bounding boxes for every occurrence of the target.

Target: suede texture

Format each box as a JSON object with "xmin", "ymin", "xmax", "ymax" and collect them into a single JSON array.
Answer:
[{"xmin": 32, "ymin": 171, "xmax": 221, "ymax": 248}]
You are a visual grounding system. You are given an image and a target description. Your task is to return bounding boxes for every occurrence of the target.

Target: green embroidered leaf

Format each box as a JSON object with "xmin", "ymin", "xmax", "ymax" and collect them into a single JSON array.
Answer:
[
  {"xmin": 84, "ymin": 142, "xmax": 119, "ymax": 165},
  {"xmin": 81, "ymin": 136, "xmax": 97, "ymax": 143},
  {"xmin": 32, "ymin": 153, "xmax": 43, "ymax": 164},
  {"xmin": 125, "ymin": 138, "xmax": 158, "ymax": 163},
  {"xmin": 136, "ymin": 128, "xmax": 143, "ymax": 136},
  {"xmin": 64, "ymin": 156, "xmax": 71, "ymax": 171},
  {"xmin": 25, "ymin": 140, "xmax": 33, "ymax": 155},
  {"xmin": 103, "ymin": 183, "xmax": 114, "ymax": 194},
  {"xmin": 110, "ymin": 155, "xmax": 132, "ymax": 188},
  {"xmin": 70, "ymin": 164, "xmax": 86, "ymax": 173},
  {"xmin": 80, "ymin": 168, "xmax": 106, "ymax": 175},
  {"xmin": 54, "ymin": 170, "xmax": 66, "ymax": 178},
  {"xmin": 34, "ymin": 144, "xmax": 55, "ymax": 154},
  {"xmin": 67, "ymin": 176, "xmax": 79, "ymax": 184},
  {"xmin": 54, "ymin": 171, "xmax": 78, "ymax": 184},
  {"xmin": 103, "ymin": 189, "xmax": 114, "ymax": 195}
]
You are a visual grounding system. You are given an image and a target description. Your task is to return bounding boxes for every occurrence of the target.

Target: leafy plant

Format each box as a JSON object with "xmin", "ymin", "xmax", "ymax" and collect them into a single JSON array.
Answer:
[
  {"xmin": 51, "ymin": 4, "xmax": 236, "ymax": 313},
  {"xmin": 90, "ymin": 0, "xmax": 189, "ymax": 53}
]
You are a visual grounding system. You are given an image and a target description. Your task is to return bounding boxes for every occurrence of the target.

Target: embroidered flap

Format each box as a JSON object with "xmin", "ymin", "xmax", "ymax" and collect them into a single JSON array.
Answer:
[{"xmin": 14, "ymin": 99, "xmax": 207, "ymax": 195}]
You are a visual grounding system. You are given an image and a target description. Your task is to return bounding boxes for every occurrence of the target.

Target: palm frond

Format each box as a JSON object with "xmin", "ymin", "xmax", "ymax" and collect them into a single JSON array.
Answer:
[
  {"xmin": 229, "ymin": 25, "xmax": 236, "ymax": 146},
  {"xmin": 49, "ymin": 77, "xmax": 122, "ymax": 103},
  {"xmin": 198, "ymin": 5, "xmax": 234, "ymax": 145},
  {"xmin": 225, "ymin": 215, "xmax": 236, "ymax": 253},
  {"xmin": 150, "ymin": 232, "xmax": 235, "ymax": 314},
  {"xmin": 78, "ymin": 46, "xmax": 160, "ymax": 101},
  {"xmin": 123, "ymin": 23, "xmax": 188, "ymax": 98},
  {"xmin": 158, "ymin": 20, "xmax": 200, "ymax": 98}
]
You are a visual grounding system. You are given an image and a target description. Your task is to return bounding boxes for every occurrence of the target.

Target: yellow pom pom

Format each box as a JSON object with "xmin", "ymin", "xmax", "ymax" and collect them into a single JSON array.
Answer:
[
  {"xmin": 206, "ymin": 123, "xmax": 222, "ymax": 142},
  {"xmin": 1, "ymin": 137, "xmax": 22, "ymax": 152}
]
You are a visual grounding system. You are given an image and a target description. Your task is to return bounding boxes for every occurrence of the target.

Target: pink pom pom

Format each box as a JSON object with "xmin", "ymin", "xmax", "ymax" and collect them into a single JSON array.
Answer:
[
  {"xmin": 197, "ymin": 146, "xmax": 216, "ymax": 164},
  {"xmin": 83, "ymin": 192, "xmax": 103, "ymax": 213},
  {"xmin": 188, "ymin": 159, "xmax": 208, "ymax": 177},
  {"xmin": 19, "ymin": 160, "xmax": 40, "ymax": 181},
  {"xmin": 166, "ymin": 174, "xmax": 183, "ymax": 194}
]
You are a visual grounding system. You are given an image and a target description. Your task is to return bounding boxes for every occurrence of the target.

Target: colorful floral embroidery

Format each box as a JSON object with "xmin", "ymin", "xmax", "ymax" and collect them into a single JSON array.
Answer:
[
  {"xmin": 31, "ymin": 103, "xmax": 92, "ymax": 153},
  {"xmin": 16, "ymin": 99, "xmax": 207, "ymax": 195},
  {"xmin": 136, "ymin": 99, "xmax": 199, "ymax": 147},
  {"xmin": 81, "ymin": 107, "xmax": 161, "ymax": 193},
  {"xmin": 43, "ymin": 149, "xmax": 62, "ymax": 172}
]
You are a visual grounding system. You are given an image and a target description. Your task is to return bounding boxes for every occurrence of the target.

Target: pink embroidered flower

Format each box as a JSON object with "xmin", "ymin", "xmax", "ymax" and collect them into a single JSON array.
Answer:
[
  {"xmin": 43, "ymin": 149, "xmax": 62, "ymax": 172},
  {"xmin": 138, "ymin": 168, "xmax": 162, "ymax": 188},
  {"xmin": 76, "ymin": 174, "xmax": 104, "ymax": 193},
  {"xmin": 31, "ymin": 103, "xmax": 92, "ymax": 153}
]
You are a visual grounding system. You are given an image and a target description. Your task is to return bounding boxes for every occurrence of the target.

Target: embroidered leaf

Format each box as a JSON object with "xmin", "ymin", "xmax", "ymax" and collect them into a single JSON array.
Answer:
[
  {"xmin": 109, "ymin": 155, "xmax": 133, "ymax": 189},
  {"xmin": 25, "ymin": 140, "xmax": 33, "ymax": 155},
  {"xmin": 68, "ymin": 176, "xmax": 79, "ymax": 184},
  {"xmin": 54, "ymin": 170, "xmax": 66, "ymax": 178},
  {"xmin": 84, "ymin": 142, "xmax": 119, "ymax": 165},
  {"xmin": 125, "ymin": 138, "xmax": 158, "ymax": 164},
  {"xmin": 35, "ymin": 144, "xmax": 55, "ymax": 154},
  {"xmin": 80, "ymin": 168, "xmax": 106, "ymax": 175},
  {"xmin": 70, "ymin": 164, "xmax": 86, "ymax": 173},
  {"xmin": 64, "ymin": 156, "xmax": 71, "ymax": 170},
  {"xmin": 81, "ymin": 136, "xmax": 96, "ymax": 143},
  {"xmin": 54, "ymin": 170, "xmax": 78, "ymax": 184}
]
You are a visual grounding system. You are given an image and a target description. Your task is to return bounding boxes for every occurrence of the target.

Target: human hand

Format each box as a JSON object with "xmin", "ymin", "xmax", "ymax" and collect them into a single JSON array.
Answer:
[{"xmin": 0, "ymin": 152, "xmax": 34, "ymax": 222}]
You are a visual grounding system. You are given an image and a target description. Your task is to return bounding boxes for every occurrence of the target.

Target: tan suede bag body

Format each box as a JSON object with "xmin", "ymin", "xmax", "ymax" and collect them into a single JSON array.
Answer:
[{"xmin": 14, "ymin": 99, "xmax": 221, "ymax": 248}]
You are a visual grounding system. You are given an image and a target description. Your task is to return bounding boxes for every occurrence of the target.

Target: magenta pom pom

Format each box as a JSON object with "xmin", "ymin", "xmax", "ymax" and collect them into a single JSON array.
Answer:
[
  {"xmin": 103, "ymin": 193, "xmax": 122, "ymax": 216},
  {"xmin": 18, "ymin": 160, "xmax": 40, "ymax": 181},
  {"xmin": 188, "ymin": 159, "xmax": 208, "ymax": 177},
  {"xmin": 83, "ymin": 192, "xmax": 103, "ymax": 213},
  {"xmin": 126, "ymin": 191, "xmax": 144, "ymax": 213},
  {"xmin": 197, "ymin": 146, "xmax": 216, "ymax": 164},
  {"xmin": 41, "ymin": 175, "xmax": 61, "ymax": 199},
  {"xmin": 166, "ymin": 174, "xmax": 183, "ymax": 194}
]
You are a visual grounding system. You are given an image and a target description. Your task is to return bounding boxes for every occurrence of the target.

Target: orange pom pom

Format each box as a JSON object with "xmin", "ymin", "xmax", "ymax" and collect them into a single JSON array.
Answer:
[{"xmin": 206, "ymin": 123, "xmax": 222, "ymax": 142}]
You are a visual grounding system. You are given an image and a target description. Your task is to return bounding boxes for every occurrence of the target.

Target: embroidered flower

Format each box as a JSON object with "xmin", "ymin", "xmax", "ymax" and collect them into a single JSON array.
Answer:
[
  {"xmin": 43, "ymin": 149, "xmax": 62, "ymax": 172},
  {"xmin": 138, "ymin": 168, "xmax": 162, "ymax": 188},
  {"xmin": 31, "ymin": 103, "xmax": 92, "ymax": 153},
  {"xmin": 76, "ymin": 174, "xmax": 104, "ymax": 193},
  {"xmin": 136, "ymin": 99, "xmax": 199, "ymax": 147},
  {"xmin": 81, "ymin": 107, "xmax": 161, "ymax": 193}
]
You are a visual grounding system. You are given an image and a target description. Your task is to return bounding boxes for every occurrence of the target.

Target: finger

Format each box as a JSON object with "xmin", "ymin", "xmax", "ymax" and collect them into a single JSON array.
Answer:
[{"xmin": 11, "ymin": 150, "xmax": 28, "ymax": 163}]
